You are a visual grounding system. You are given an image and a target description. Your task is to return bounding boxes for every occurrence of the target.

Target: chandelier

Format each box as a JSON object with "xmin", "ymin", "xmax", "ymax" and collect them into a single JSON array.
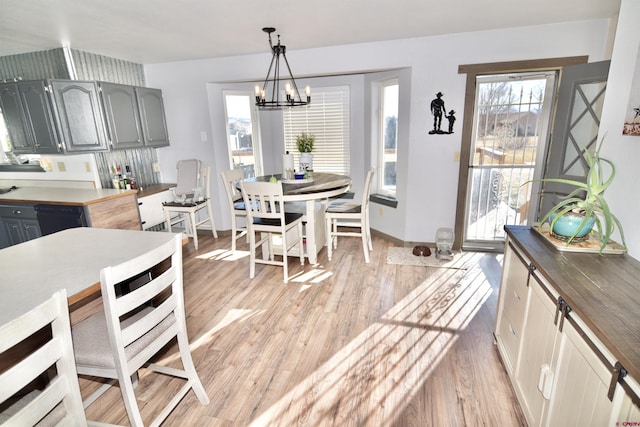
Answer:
[{"xmin": 255, "ymin": 27, "xmax": 310, "ymax": 109}]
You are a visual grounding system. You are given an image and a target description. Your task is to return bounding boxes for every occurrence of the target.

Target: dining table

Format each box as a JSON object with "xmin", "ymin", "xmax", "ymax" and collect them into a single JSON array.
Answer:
[
  {"xmin": 0, "ymin": 227, "xmax": 180, "ymax": 325},
  {"xmin": 248, "ymin": 172, "xmax": 351, "ymax": 264}
]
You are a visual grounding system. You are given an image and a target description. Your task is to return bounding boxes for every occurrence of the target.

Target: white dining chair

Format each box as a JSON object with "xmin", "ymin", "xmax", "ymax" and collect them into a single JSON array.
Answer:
[
  {"xmin": 240, "ymin": 180, "xmax": 305, "ymax": 283},
  {"xmin": 163, "ymin": 159, "xmax": 218, "ymax": 249},
  {"xmin": 325, "ymin": 167, "xmax": 375, "ymax": 263},
  {"xmin": 221, "ymin": 168, "xmax": 248, "ymax": 252},
  {"xmin": 0, "ymin": 289, "xmax": 87, "ymax": 426},
  {"xmin": 71, "ymin": 232, "xmax": 210, "ymax": 427}
]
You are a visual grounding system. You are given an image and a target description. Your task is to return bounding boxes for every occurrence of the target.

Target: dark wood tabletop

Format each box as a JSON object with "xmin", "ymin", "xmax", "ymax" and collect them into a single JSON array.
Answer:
[
  {"xmin": 249, "ymin": 173, "xmax": 351, "ymax": 197},
  {"xmin": 505, "ymin": 225, "xmax": 640, "ymax": 381}
]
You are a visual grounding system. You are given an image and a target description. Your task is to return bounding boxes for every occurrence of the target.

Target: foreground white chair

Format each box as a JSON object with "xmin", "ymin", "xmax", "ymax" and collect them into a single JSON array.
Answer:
[
  {"xmin": 221, "ymin": 168, "xmax": 248, "ymax": 252},
  {"xmin": 240, "ymin": 180, "xmax": 305, "ymax": 283},
  {"xmin": 0, "ymin": 290, "xmax": 87, "ymax": 426},
  {"xmin": 163, "ymin": 159, "xmax": 218, "ymax": 249},
  {"xmin": 325, "ymin": 167, "xmax": 375, "ymax": 263},
  {"xmin": 71, "ymin": 233, "xmax": 209, "ymax": 427}
]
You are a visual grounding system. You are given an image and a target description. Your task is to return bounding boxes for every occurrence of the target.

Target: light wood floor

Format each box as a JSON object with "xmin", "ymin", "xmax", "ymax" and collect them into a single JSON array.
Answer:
[{"xmin": 83, "ymin": 232, "xmax": 527, "ymax": 426}]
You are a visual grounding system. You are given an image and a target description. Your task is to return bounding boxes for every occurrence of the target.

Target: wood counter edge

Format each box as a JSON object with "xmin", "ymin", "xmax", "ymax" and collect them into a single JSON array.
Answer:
[{"xmin": 0, "ymin": 189, "xmax": 138, "ymax": 206}]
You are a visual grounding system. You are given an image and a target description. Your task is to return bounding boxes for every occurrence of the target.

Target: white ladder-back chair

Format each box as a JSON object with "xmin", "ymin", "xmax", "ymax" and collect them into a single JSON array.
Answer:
[
  {"xmin": 71, "ymin": 232, "xmax": 209, "ymax": 427},
  {"xmin": 220, "ymin": 168, "xmax": 248, "ymax": 252},
  {"xmin": 0, "ymin": 289, "xmax": 87, "ymax": 426},
  {"xmin": 163, "ymin": 159, "xmax": 218, "ymax": 249},
  {"xmin": 325, "ymin": 167, "xmax": 375, "ymax": 263},
  {"xmin": 240, "ymin": 180, "xmax": 305, "ymax": 283}
]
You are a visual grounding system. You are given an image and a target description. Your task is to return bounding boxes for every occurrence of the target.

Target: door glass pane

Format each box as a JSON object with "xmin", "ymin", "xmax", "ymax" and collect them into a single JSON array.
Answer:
[
  {"xmin": 464, "ymin": 73, "xmax": 556, "ymax": 249},
  {"xmin": 224, "ymin": 92, "xmax": 262, "ymax": 178},
  {"xmin": 562, "ymin": 81, "xmax": 606, "ymax": 176}
]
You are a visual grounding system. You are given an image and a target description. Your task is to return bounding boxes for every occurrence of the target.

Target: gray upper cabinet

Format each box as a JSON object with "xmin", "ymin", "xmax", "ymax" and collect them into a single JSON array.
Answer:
[
  {"xmin": 99, "ymin": 83, "xmax": 170, "ymax": 149},
  {"xmin": 0, "ymin": 81, "xmax": 61, "ymax": 154},
  {"xmin": 49, "ymin": 80, "xmax": 109, "ymax": 152},
  {"xmin": 135, "ymin": 87, "xmax": 169, "ymax": 147},
  {"xmin": 99, "ymin": 82, "xmax": 145, "ymax": 150}
]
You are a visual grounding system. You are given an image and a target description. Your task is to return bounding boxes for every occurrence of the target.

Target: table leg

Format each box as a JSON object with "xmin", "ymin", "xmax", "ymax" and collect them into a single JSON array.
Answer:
[{"xmin": 304, "ymin": 200, "xmax": 326, "ymax": 265}]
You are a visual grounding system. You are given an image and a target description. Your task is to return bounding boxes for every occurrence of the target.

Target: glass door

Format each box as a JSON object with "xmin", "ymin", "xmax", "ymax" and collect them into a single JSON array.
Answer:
[{"xmin": 462, "ymin": 72, "xmax": 557, "ymax": 251}]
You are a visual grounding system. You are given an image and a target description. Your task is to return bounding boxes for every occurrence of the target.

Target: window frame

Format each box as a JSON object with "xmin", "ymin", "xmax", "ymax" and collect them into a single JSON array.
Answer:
[
  {"xmin": 376, "ymin": 78, "xmax": 399, "ymax": 199},
  {"xmin": 222, "ymin": 90, "xmax": 263, "ymax": 178}
]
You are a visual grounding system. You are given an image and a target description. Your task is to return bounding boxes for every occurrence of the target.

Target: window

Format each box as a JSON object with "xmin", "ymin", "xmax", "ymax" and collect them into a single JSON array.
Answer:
[
  {"xmin": 223, "ymin": 91, "xmax": 263, "ymax": 178},
  {"xmin": 378, "ymin": 79, "xmax": 398, "ymax": 198},
  {"xmin": 283, "ymin": 86, "xmax": 350, "ymax": 175}
]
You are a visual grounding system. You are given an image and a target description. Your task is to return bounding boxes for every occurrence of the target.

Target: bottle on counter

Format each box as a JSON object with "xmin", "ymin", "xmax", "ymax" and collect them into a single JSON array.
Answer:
[
  {"xmin": 124, "ymin": 165, "xmax": 137, "ymax": 190},
  {"xmin": 111, "ymin": 165, "xmax": 122, "ymax": 189}
]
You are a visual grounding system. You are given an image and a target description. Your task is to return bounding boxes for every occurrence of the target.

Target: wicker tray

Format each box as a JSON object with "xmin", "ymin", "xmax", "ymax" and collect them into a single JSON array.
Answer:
[{"xmin": 533, "ymin": 223, "xmax": 626, "ymax": 254}]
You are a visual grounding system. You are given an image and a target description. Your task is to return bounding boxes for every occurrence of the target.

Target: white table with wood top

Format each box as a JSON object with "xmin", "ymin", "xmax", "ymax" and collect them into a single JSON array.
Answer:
[{"xmin": 248, "ymin": 173, "xmax": 351, "ymax": 264}]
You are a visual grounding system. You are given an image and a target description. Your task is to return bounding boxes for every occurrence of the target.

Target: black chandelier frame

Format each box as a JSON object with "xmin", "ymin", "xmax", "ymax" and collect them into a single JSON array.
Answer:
[{"xmin": 255, "ymin": 27, "xmax": 310, "ymax": 109}]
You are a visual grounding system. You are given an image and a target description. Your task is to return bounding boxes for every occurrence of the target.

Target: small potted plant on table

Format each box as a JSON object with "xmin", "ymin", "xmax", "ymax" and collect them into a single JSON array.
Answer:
[
  {"xmin": 296, "ymin": 132, "xmax": 315, "ymax": 173},
  {"xmin": 533, "ymin": 137, "xmax": 626, "ymax": 253}
]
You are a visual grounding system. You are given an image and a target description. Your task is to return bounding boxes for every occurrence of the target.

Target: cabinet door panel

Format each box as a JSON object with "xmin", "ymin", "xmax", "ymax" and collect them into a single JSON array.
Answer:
[
  {"xmin": 514, "ymin": 274, "xmax": 558, "ymax": 426},
  {"xmin": 19, "ymin": 81, "xmax": 61, "ymax": 153},
  {"xmin": 51, "ymin": 80, "xmax": 108, "ymax": 152},
  {"xmin": 21, "ymin": 219, "xmax": 42, "ymax": 241},
  {"xmin": 100, "ymin": 83, "xmax": 144, "ymax": 149},
  {"xmin": 135, "ymin": 87, "xmax": 169, "ymax": 146},
  {"xmin": 545, "ymin": 317, "xmax": 616, "ymax": 426},
  {"xmin": 2, "ymin": 218, "xmax": 24, "ymax": 246},
  {"xmin": 0, "ymin": 83, "xmax": 31, "ymax": 152}
]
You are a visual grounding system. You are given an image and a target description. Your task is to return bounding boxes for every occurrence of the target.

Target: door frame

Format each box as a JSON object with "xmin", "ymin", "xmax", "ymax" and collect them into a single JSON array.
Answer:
[{"xmin": 454, "ymin": 56, "xmax": 588, "ymax": 251}]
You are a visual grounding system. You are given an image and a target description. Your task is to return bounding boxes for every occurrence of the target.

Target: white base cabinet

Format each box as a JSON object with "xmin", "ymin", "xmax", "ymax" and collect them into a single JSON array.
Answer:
[
  {"xmin": 137, "ymin": 188, "xmax": 174, "ymax": 230},
  {"xmin": 495, "ymin": 232, "xmax": 640, "ymax": 426}
]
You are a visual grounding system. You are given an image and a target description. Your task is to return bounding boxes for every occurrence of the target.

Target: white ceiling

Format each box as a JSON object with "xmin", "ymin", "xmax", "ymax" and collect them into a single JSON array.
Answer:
[{"xmin": 0, "ymin": 0, "xmax": 621, "ymax": 65}]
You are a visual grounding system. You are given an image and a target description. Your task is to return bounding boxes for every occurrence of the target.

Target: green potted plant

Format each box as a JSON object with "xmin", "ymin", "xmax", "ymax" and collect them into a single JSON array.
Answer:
[
  {"xmin": 533, "ymin": 137, "xmax": 626, "ymax": 253},
  {"xmin": 296, "ymin": 132, "xmax": 315, "ymax": 172},
  {"xmin": 296, "ymin": 132, "xmax": 315, "ymax": 153}
]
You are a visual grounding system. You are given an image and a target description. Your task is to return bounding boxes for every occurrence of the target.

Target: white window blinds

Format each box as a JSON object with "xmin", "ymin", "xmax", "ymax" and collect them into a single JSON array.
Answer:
[{"xmin": 283, "ymin": 86, "xmax": 350, "ymax": 175}]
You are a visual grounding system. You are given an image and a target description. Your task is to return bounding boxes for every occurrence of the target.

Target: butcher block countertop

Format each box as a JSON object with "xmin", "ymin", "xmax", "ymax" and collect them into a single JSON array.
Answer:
[{"xmin": 0, "ymin": 186, "xmax": 138, "ymax": 206}]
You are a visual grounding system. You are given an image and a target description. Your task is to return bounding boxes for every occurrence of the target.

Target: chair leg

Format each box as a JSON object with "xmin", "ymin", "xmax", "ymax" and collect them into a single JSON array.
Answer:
[
  {"xmin": 362, "ymin": 230, "xmax": 370, "ymax": 263},
  {"xmin": 231, "ymin": 217, "xmax": 237, "ymax": 252},
  {"xmin": 298, "ymin": 222, "xmax": 305, "ymax": 266},
  {"xmin": 249, "ymin": 231, "xmax": 256, "ymax": 279},
  {"xmin": 165, "ymin": 210, "xmax": 173, "ymax": 232},
  {"xmin": 175, "ymin": 327, "xmax": 210, "ymax": 405},
  {"xmin": 326, "ymin": 216, "xmax": 333, "ymax": 261},
  {"xmin": 365, "ymin": 213, "xmax": 373, "ymax": 251},
  {"xmin": 118, "ymin": 370, "xmax": 145, "ymax": 427},
  {"xmin": 189, "ymin": 211, "xmax": 198, "ymax": 250},
  {"xmin": 206, "ymin": 202, "xmax": 218, "ymax": 238},
  {"xmin": 281, "ymin": 231, "xmax": 289, "ymax": 283}
]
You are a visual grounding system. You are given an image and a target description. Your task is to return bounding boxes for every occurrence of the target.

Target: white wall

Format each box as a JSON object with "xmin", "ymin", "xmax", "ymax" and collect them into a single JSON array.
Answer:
[
  {"xmin": 145, "ymin": 19, "xmax": 613, "ymax": 246},
  {"xmin": 598, "ymin": 0, "xmax": 640, "ymax": 259}
]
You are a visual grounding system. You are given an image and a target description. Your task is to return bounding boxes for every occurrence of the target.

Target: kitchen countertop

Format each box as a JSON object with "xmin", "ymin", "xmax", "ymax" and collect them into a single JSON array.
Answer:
[
  {"xmin": 136, "ymin": 183, "xmax": 175, "ymax": 198},
  {"xmin": 0, "ymin": 186, "xmax": 138, "ymax": 206}
]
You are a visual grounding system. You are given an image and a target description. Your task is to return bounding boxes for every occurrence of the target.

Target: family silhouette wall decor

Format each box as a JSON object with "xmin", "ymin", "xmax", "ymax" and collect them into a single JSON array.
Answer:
[{"xmin": 429, "ymin": 91, "xmax": 456, "ymax": 135}]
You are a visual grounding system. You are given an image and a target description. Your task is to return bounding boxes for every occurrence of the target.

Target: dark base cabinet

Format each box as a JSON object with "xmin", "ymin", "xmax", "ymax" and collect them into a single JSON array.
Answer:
[
  {"xmin": 34, "ymin": 204, "xmax": 87, "ymax": 236},
  {"xmin": 0, "ymin": 204, "xmax": 41, "ymax": 249}
]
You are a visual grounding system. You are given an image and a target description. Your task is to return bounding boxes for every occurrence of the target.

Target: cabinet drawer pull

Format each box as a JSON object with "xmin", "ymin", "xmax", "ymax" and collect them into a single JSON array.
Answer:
[{"xmin": 513, "ymin": 290, "xmax": 520, "ymax": 301}]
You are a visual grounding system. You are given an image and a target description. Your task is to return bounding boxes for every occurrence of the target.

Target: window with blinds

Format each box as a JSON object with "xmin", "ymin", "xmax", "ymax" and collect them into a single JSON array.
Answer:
[{"xmin": 283, "ymin": 86, "xmax": 350, "ymax": 175}]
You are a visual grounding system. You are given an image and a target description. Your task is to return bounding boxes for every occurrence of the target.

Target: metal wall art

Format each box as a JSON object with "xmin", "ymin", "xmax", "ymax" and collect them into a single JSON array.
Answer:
[{"xmin": 429, "ymin": 91, "xmax": 456, "ymax": 135}]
